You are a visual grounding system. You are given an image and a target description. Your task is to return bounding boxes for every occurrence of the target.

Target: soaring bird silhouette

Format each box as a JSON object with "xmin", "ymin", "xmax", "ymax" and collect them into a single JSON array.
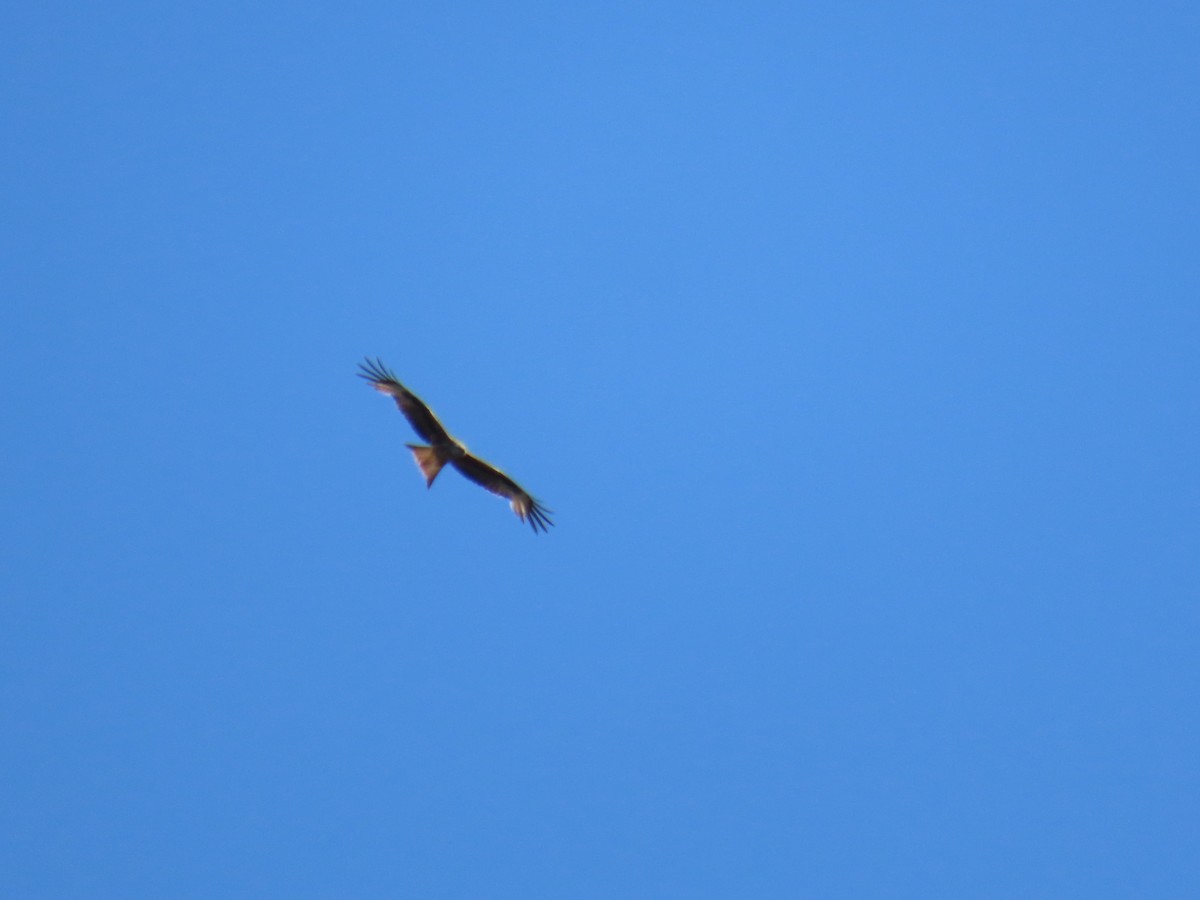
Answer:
[{"xmin": 357, "ymin": 358, "xmax": 553, "ymax": 533}]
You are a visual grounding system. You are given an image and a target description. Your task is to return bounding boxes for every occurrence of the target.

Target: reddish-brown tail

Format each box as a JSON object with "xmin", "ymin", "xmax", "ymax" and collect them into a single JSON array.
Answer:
[{"xmin": 407, "ymin": 444, "xmax": 448, "ymax": 488}]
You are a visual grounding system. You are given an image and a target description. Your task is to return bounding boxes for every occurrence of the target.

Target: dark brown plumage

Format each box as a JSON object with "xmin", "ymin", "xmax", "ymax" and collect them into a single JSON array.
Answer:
[{"xmin": 357, "ymin": 358, "xmax": 553, "ymax": 533}]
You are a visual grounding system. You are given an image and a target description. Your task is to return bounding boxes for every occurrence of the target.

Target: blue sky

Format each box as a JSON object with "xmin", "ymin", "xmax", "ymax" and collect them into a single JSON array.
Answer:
[{"xmin": 3, "ymin": 2, "xmax": 1197, "ymax": 896}]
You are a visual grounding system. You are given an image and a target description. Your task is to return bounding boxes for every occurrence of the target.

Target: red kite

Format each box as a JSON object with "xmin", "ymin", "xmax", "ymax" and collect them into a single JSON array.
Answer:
[{"xmin": 358, "ymin": 358, "xmax": 553, "ymax": 533}]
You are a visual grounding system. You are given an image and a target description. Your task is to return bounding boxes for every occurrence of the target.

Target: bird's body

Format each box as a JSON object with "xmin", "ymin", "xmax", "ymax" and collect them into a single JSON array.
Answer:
[{"xmin": 357, "ymin": 358, "xmax": 553, "ymax": 533}]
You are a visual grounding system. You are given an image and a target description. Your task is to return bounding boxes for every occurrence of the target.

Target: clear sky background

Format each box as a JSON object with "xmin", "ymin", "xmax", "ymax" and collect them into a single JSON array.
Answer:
[{"xmin": 3, "ymin": 2, "xmax": 1197, "ymax": 897}]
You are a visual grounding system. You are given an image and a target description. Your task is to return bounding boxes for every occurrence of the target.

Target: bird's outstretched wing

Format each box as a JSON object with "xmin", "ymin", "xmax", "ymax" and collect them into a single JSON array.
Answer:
[
  {"xmin": 451, "ymin": 454, "xmax": 554, "ymax": 533},
  {"xmin": 357, "ymin": 357, "xmax": 453, "ymax": 445}
]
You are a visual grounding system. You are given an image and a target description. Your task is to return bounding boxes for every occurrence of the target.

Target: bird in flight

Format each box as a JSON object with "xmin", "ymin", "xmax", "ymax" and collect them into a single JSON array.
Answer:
[{"xmin": 357, "ymin": 358, "xmax": 553, "ymax": 533}]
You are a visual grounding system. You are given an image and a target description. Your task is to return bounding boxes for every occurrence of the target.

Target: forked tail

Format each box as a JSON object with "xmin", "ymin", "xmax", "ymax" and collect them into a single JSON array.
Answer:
[{"xmin": 407, "ymin": 444, "xmax": 448, "ymax": 487}]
